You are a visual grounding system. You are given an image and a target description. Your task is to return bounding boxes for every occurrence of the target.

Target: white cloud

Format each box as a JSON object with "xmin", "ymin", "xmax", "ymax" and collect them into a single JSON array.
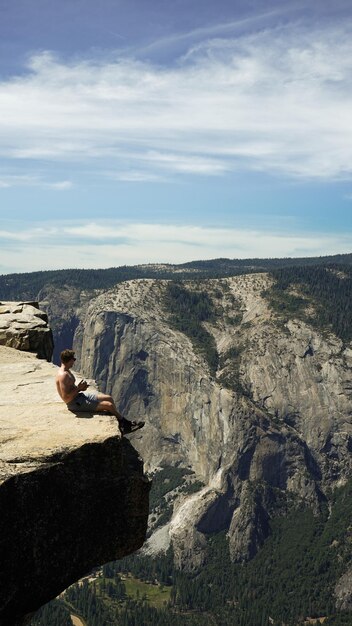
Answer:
[
  {"xmin": 107, "ymin": 170, "xmax": 165, "ymax": 182},
  {"xmin": 0, "ymin": 175, "xmax": 40, "ymax": 188},
  {"xmin": 0, "ymin": 174, "xmax": 72, "ymax": 190},
  {"xmin": 0, "ymin": 226, "xmax": 58, "ymax": 241},
  {"xmin": 0, "ymin": 230, "xmax": 33, "ymax": 241},
  {"xmin": 0, "ymin": 20, "xmax": 352, "ymax": 180},
  {"xmin": 47, "ymin": 180, "xmax": 73, "ymax": 190},
  {"xmin": 136, "ymin": 6, "xmax": 287, "ymax": 57},
  {"xmin": 0, "ymin": 220, "xmax": 351, "ymax": 273},
  {"xmin": 140, "ymin": 151, "xmax": 230, "ymax": 175}
]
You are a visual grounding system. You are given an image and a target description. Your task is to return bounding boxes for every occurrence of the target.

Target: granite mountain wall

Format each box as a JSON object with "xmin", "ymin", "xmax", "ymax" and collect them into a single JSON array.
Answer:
[{"xmin": 61, "ymin": 274, "xmax": 352, "ymax": 570}]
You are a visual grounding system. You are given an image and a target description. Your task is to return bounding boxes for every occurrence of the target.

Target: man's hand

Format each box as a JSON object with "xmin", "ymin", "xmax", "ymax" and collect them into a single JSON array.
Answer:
[{"xmin": 77, "ymin": 380, "xmax": 88, "ymax": 391}]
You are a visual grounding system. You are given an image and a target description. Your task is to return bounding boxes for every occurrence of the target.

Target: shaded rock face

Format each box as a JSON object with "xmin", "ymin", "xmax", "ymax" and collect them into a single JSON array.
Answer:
[
  {"xmin": 38, "ymin": 285, "xmax": 99, "ymax": 365},
  {"xmin": 0, "ymin": 342, "xmax": 150, "ymax": 626},
  {"xmin": 0, "ymin": 438, "xmax": 149, "ymax": 626},
  {"xmin": 58, "ymin": 275, "xmax": 352, "ymax": 569},
  {"xmin": 0, "ymin": 301, "xmax": 53, "ymax": 361}
]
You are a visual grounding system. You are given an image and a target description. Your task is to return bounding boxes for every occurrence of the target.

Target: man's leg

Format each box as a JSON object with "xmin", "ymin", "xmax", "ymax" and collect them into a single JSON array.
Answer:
[
  {"xmin": 95, "ymin": 393, "xmax": 145, "ymax": 434},
  {"xmin": 96, "ymin": 393, "xmax": 123, "ymax": 419},
  {"xmin": 95, "ymin": 399, "xmax": 121, "ymax": 418}
]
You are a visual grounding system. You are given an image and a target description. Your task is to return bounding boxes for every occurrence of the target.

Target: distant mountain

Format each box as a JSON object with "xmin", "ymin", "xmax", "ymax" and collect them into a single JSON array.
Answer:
[{"xmin": 1, "ymin": 252, "xmax": 352, "ymax": 302}]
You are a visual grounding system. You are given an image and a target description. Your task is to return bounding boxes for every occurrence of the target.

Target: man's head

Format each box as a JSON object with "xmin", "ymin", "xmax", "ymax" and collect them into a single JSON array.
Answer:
[{"xmin": 60, "ymin": 349, "xmax": 76, "ymax": 364}]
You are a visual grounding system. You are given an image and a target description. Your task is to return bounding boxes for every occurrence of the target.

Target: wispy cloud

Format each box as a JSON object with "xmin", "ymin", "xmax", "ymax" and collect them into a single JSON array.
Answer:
[
  {"xmin": 107, "ymin": 170, "xmax": 165, "ymax": 182},
  {"xmin": 0, "ymin": 174, "xmax": 72, "ymax": 189},
  {"xmin": 0, "ymin": 19, "xmax": 352, "ymax": 181},
  {"xmin": 135, "ymin": 6, "xmax": 289, "ymax": 57},
  {"xmin": 0, "ymin": 226, "xmax": 58, "ymax": 241},
  {"xmin": 0, "ymin": 220, "xmax": 351, "ymax": 273},
  {"xmin": 48, "ymin": 180, "xmax": 73, "ymax": 190},
  {"xmin": 140, "ymin": 151, "xmax": 230, "ymax": 175}
]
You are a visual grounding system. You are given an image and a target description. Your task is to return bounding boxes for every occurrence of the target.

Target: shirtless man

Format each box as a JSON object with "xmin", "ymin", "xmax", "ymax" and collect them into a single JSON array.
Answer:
[{"xmin": 56, "ymin": 348, "xmax": 144, "ymax": 435}]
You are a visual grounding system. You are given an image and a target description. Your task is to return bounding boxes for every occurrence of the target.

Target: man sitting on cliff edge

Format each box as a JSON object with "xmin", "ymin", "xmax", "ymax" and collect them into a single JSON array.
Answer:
[{"xmin": 56, "ymin": 348, "xmax": 144, "ymax": 435}]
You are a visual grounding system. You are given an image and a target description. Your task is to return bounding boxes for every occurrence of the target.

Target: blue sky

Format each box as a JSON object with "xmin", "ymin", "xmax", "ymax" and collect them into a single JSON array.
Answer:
[{"xmin": 1, "ymin": 0, "xmax": 352, "ymax": 272}]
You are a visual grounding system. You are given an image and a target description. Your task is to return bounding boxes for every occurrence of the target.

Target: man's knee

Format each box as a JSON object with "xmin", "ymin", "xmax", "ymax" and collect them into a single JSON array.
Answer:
[
  {"xmin": 97, "ymin": 400, "xmax": 114, "ymax": 412},
  {"xmin": 98, "ymin": 393, "xmax": 114, "ymax": 403}
]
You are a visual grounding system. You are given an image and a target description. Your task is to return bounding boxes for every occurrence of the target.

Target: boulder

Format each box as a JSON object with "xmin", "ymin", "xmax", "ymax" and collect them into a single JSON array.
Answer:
[{"xmin": 0, "ymin": 302, "xmax": 54, "ymax": 361}]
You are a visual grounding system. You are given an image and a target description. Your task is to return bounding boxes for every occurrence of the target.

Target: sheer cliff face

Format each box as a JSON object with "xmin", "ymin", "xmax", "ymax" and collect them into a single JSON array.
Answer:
[
  {"xmin": 74, "ymin": 281, "xmax": 236, "ymax": 480},
  {"xmin": 72, "ymin": 275, "xmax": 352, "ymax": 568}
]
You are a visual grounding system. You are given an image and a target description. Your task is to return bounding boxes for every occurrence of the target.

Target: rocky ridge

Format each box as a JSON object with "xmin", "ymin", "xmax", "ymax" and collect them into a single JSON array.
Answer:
[
  {"xmin": 0, "ymin": 305, "xmax": 150, "ymax": 626},
  {"xmin": 70, "ymin": 274, "xmax": 352, "ymax": 571}
]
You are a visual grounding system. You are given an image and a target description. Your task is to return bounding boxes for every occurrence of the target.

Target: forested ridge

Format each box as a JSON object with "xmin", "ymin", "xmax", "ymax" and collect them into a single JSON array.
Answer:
[
  {"xmin": 266, "ymin": 264, "xmax": 352, "ymax": 342},
  {"xmin": 1, "ymin": 253, "xmax": 352, "ymax": 301},
  {"xmin": 164, "ymin": 282, "xmax": 219, "ymax": 376},
  {"xmin": 29, "ymin": 600, "xmax": 72, "ymax": 626}
]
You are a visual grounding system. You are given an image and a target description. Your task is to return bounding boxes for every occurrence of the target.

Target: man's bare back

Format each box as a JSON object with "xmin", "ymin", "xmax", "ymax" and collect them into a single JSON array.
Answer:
[{"xmin": 56, "ymin": 366, "xmax": 88, "ymax": 403}]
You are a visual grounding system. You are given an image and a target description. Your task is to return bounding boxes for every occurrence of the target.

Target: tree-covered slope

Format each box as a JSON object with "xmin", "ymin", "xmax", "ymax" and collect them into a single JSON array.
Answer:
[
  {"xmin": 1, "ymin": 253, "xmax": 352, "ymax": 301},
  {"xmin": 31, "ymin": 478, "xmax": 352, "ymax": 626},
  {"xmin": 265, "ymin": 264, "xmax": 352, "ymax": 342}
]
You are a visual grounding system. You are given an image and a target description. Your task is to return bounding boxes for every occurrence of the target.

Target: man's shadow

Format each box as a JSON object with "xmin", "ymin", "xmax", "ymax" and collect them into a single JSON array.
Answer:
[{"xmin": 69, "ymin": 410, "xmax": 118, "ymax": 420}]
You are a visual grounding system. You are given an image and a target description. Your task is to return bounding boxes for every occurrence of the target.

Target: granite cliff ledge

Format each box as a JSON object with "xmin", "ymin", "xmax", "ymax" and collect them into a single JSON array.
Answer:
[{"xmin": 0, "ymin": 307, "xmax": 150, "ymax": 626}]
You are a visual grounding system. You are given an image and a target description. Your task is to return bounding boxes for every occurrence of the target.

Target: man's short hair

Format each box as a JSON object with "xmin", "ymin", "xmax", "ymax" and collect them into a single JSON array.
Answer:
[{"xmin": 60, "ymin": 349, "xmax": 75, "ymax": 364}]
